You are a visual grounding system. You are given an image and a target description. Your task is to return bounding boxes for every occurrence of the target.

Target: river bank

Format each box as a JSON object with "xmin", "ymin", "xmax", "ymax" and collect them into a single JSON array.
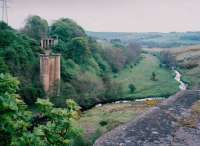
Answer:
[
  {"xmin": 79, "ymin": 69, "xmax": 187, "ymax": 145},
  {"xmin": 79, "ymin": 100, "xmax": 158, "ymax": 145},
  {"xmin": 82, "ymin": 69, "xmax": 186, "ymax": 111}
]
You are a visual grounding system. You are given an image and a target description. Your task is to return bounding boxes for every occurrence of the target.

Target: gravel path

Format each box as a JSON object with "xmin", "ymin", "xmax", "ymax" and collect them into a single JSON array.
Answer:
[{"xmin": 94, "ymin": 90, "xmax": 200, "ymax": 146}]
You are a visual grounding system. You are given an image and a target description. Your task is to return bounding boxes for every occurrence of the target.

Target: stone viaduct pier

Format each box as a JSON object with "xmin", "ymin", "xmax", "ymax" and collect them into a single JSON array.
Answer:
[{"xmin": 40, "ymin": 38, "xmax": 61, "ymax": 97}]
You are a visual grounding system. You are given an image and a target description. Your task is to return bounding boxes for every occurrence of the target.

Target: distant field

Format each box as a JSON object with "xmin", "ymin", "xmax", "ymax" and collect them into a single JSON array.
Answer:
[{"xmin": 113, "ymin": 53, "xmax": 179, "ymax": 98}]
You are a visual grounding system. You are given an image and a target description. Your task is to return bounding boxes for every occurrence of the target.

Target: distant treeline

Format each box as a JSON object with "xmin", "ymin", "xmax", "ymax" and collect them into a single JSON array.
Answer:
[{"xmin": 87, "ymin": 31, "xmax": 200, "ymax": 48}]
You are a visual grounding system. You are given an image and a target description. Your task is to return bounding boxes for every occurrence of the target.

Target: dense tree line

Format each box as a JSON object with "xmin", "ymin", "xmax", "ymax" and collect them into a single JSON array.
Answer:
[
  {"xmin": 0, "ymin": 22, "xmax": 44, "ymax": 105},
  {"xmin": 159, "ymin": 51, "xmax": 176, "ymax": 68},
  {"xmin": 0, "ymin": 15, "xmax": 142, "ymax": 109}
]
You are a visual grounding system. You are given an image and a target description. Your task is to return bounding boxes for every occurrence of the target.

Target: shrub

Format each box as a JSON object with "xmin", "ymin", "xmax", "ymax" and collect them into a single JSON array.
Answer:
[
  {"xmin": 99, "ymin": 120, "xmax": 108, "ymax": 127},
  {"xmin": 104, "ymin": 80, "xmax": 124, "ymax": 99},
  {"xmin": 129, "ymin": 84, "xmax": 136, "ymax": 93},
  {"xmin": 19, "ymin": 83, "xmax": 45, "ymax": 105},
  {"xmin": 0, "ymin": 73, "xmax": 84, "ymax": 146},
  {"xmin": 151, "ymin": 72, "xmax": 157, "ymax": 81},
  {"xmin": 0, "ymin": 57, "xmax": 8, "ymax": 73},
  {"xmin": 70, "ymin": 72, "xmax": 105, "ymax": 108},
  {"xmin": 144, "ymin": 99, "xmax": 159, "ymax": 107}
]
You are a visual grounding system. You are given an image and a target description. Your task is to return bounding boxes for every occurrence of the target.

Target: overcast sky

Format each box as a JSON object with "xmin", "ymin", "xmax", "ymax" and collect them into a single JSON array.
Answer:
[{"xmin": 4, "ymin": 0, "xmax": 200, "ymax": 32}]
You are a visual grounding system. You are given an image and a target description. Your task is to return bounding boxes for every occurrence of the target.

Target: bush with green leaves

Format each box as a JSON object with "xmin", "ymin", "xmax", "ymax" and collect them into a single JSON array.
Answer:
[
  {"xmin": 0, "ymin": 73, "xmax": 84, "ymax": 146},
  {"xmin": 21, "ymin": 15, "xmax": 48, "ymax": 41},
  {"xmin": 103, "ymin": 75, "xmax": 124, "ymax": 100},
  {"xmin": 151, "ymin": 72, "xmax": 157, "ymax": 81},
  {"xmin": 0, "ymin": 21, "xmax": 44, "ymax": 105},
  {"xmin": 50, "ymin": 18, "xmax": 86, "ymax": 42},
  {"xmin": 128, "ymin": 84, "xmax": 136, "ymax": 93}
]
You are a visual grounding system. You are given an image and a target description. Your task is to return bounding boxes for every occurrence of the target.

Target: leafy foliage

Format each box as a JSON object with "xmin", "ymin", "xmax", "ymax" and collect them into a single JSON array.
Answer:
[
  {"xmin": 151, "ymin": 72, "xmax": 157, "ymax": 81},
  {"xmin": 50, "ymin": 18, "xmax": 86, "ymax": 42},
  {"xmin": 0, "ymin": 21, "xmax": 44, "ymax": 105},
  {"xmin": 21, "ymin": 15, "xmax": 48, "ymax": 41},
  {"xmin": 0, "ymin": 73, "xmax": 83, "ymax": 146},
  {"xmin": 47, "ymin": 17, "xmax": 135, "ymax": 108},
  {"xmin": 0, "ymin": 15, "xmax": 142, "ymax": 109},
  {"xmin": 67, "ymin": 37, "xmax": 91, "ymax": 64},
  {"xmin": 128, "ymin": 84, "xmax": 136, "ymax": 93},
  {"xmin": 159, "ymin": 51, "xmax": 176, "ymax": 68}
]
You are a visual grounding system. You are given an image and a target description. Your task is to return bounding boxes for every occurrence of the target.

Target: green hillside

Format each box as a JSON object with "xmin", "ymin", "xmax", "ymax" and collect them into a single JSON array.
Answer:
[
  {"xmin": 0, "ymin": 22, "xmax": 44, "ymax": 104},
  {"xmin": 0, "ymin": 16, "xmax": 181, "ymax": 109},
  {"xmin": 113, "ymin": 53, "xmax": 179, "ymax": 98},
  {"xmin": 0, "ymin": 17, "xmax": 141, "ymax": 109},
  {"xmin": 0, "ymin": 16, "xmax": 189, "ymax": 146}
]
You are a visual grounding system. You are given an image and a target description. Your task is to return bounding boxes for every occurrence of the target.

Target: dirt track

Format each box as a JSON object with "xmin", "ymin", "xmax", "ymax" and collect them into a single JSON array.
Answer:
[{"xmin": 94, "ymin": 90, "xmax": 200, "ymax": 146}]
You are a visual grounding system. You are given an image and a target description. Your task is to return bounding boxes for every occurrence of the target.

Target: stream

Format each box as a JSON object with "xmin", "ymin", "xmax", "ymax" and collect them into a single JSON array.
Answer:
[
  {"xmin": 174, "ymin": 70, "xmax": 187, "ymax": 90},
  {"xmin": 94, "ymin": 70, "xmax": 187, "ymax": 108}
]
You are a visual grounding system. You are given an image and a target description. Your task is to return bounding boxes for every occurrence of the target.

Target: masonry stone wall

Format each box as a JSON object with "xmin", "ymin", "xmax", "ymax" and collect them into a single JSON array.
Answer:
[{"xmin": 40, "ymin": 53, "xmax": 61, "ymax": 97}]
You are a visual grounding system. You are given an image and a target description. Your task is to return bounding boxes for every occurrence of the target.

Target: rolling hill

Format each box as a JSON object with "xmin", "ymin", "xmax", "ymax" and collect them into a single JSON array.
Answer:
[{"xmin": 87, "ymin": 31, "xmax": 200, "ymax": 48}]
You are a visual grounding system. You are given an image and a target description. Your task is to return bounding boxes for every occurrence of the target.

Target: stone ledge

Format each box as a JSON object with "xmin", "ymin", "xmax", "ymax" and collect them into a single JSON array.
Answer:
[{"xmin": 94, "ymin": 90, "xmax": 200, "ymax": 146}]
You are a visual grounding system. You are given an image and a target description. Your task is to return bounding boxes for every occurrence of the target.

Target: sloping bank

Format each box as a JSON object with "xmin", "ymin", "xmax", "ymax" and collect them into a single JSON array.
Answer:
[
  {"xmin": 94, "ymin": 90, "xmax": 200, "ymax": 146},
  {"xmin": 83, "ymin": 69, "xmax": 186, "ymax": 111}
]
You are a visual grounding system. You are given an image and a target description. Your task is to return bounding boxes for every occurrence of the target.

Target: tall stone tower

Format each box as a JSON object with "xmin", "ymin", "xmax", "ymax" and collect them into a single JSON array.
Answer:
[{"xmin": 40, "ymin": 38, "xmax": 61, "ymax": 97}]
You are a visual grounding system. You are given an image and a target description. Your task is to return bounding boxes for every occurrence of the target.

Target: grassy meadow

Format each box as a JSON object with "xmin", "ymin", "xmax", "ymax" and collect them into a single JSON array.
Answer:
[
  {"xmin": 144, "ymin": 46, "xmax": 200, "ymax": 88},
  {"xmin": 78, "ymin": 52, "xmax": 180, "ymax": 145},
  {"xmin": 113, "ymin": 53, "xmax": 179, "ymax": 98}
]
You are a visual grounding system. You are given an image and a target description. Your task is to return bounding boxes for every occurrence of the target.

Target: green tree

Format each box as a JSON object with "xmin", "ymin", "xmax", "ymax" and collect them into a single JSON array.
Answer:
[
  {"xmin": 0, "ymin": 73, "xmax": 84, "ymax": 146},
  {"xmin": 67, "ymin": 37, "xmax": 91, "ymax": 64},
  {"xmin": 103, "ymin": 75, "xmax": 124, "ymax": 100},
  {"xmin": 160, "ymin": 51, "xmax": 176, "ymax": 68},
  {"xmin": 0, "ymin": 57, "xmax": 8, "ymax": 73},
  {"xmin": 0, "ymin": 74, "xmax": 32, "ymax": 146},
  {"xmin": 125, "ymin": 43, "xmax": 141, "ymax": 64},
  {"xmin": 50, "ymin": 18, "xmax": 85, "ymax": 42},
  {"xmin": 22, "ymin": 15, "xmax": 48, "ymax": 41},
  {"xmin": 129, "ymin": 84, "xmax": 136, "ymax": 93},
  {"xmin": 0, "ymin": 21, "xmax": 44, "ymax": 105},
  {"xmin": 151, "ymin": 72, "xmax": 157, "ymax": 81}
]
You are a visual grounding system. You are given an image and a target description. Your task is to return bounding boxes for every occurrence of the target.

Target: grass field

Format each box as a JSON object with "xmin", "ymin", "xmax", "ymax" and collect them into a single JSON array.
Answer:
[
  {"xmin": 78, "ymin": 101, "xmax": 158, "ymax": 145},
  {"xmin": 78, "ymin": 53, "xmax": 180, "ymax": 145},
  {"xmin": 113, "ymin": 53, "xmax": 179, "ymax": 98},
  {"xmin": 144, "ymin": 46, "xmax": 200, "ymax": 88}
]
